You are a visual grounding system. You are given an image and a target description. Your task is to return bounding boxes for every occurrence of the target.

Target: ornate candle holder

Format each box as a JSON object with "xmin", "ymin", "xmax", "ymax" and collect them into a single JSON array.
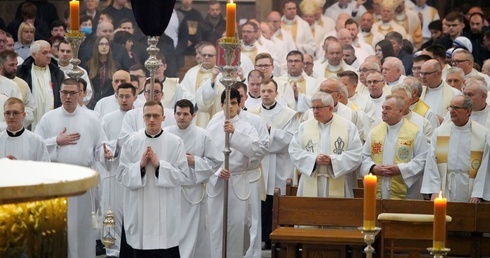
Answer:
[
  {"xmin": 358, "ymin": 227, "xmax": 381, "ymax": 258},
  {"xmin": 427, "ymin": 247, "xmax": 450, "ymax": 258},
  {"xmin": 144, "ymin": 36, "xmax": 160, "ymax": 101},
  {"xmin": 64, "ymin": 31, "xmax": 86, "ymax": 80},
  {"xmin": 217, "ymin": 36, "xmax": 240, "ymax": 258}
]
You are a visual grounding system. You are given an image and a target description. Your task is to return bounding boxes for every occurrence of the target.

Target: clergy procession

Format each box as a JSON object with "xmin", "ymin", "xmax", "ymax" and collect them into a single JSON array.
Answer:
[{"xmin": 1, "ymin": 0, "xmax": 490, "ymax": 257}]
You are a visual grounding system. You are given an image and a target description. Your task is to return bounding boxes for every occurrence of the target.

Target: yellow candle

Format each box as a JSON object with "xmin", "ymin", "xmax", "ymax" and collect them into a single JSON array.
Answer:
[
  {"xmin": 69, "ymin": 0, "xmax": 80, "ymax": 31},
  {"xmin": 225, "ymin": 0, "xmax": 236, "ymax": 38},
  {"xmin": 433, "ymin": 192, "xmax": 447, "ymax": 250},
  {"xmin": 363, "ymin": 173, "xmax": 377, "ymax": 229}
]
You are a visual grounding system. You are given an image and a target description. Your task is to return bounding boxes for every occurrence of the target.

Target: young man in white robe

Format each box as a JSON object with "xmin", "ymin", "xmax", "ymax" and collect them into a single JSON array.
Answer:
[
  {"xmin": 34, "ymin": 78, "xmax": 112, "ymax": 258},
  {"xmin": 0, "ymin": 97, "xmax": 49, "ymax": 161},
  {"xmin": 165, "ymin": 99, "xmax": 223, "ymax": 258},
  {"xmin": 119, "ymin": 79, "xmax": 176, "ymax": 143},
  {"xmin": 100, "ymin": 83, "xmax": 138, "ymax": 258},
  {"xmin": 281, "ymin": 1, "xmax": 317, "ymax": 56},
  {"xmin": 248, "ymin": 79, "xmax": 299, "ymax": 251},
  {"xmin": 117, "ymin": 100, "xmax": 190, "ymax": 257},
  {"xmin": 289, "ymin": 92, "xmax": 362, "ymax": 197},
  {"xmin": 205, "ymin": 88, "xmax": 262, "ymax": 258},
  {"xmin": 421, "ymin": 95, "xmax": 490, "ymax": 203},
  {"xmin": 361, "ymin": 95, "xmax": 429, "ymax": 199}
]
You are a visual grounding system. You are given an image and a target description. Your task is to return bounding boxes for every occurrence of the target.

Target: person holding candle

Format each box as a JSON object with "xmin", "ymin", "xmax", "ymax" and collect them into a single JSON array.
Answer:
[
  {"xmin": 361, "ymin": 94, "xmax": 429, "ymax": 199},
  {"xmin": 421, "ymin": 95, "xmax": 490, "ymax": 203},
  {"xmin": 289, "ymin": 91, "xmax": 363, "ymax": 197}
]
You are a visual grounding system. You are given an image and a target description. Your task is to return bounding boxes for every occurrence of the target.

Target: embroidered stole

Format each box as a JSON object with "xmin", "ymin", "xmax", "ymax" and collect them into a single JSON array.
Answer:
[
  {"xmin": 282, "ymin": 21, "xmax": 298, "ymax": 41},
  {"xmin": 363, "ymin": 33, "xmax": 374, "ymax": 46},
  {"xmin": 377, "ymin": 24, "xmax": 394, "ymax": 36},
  {"xmin": 289, "ymin": 77, "xmax": 306, "ymax": 94},
  {"xmin": 370, "ymin": 119, "xmax": 418, "ymax": 199},
  {"xmin": 435, "ymin": 121, "xmax": 485, "ymax": 198},
  {"xmin": 301, "ymin": 115, "xmax": 349, "ymax": 197},
  {"xmin": 242, "ymin": 46, "xmax": 258, "ymax": 63},
  {"xmin": 421, "ymin": 84, "xmax": 454, "ymax": 116},
  {"xmin": 412, "ymin": 99, "xmax": 430, "ymax": 117},
  {"xmin": 324, "ymin": 66, "xmax": 343, "ymax": 79},
  {"xmin": 162, "ymin": 78, "xmax": 179, "ymax": 107}
]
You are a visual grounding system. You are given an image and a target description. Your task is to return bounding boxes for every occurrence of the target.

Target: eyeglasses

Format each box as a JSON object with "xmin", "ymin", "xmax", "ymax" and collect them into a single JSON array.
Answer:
[
  {"xmin": 311, "ymin": 105, "xmax": 329, "ymax": 110},
  {"xmin": 320, "ymin": 89, "xmax": 339, "ymax": 94},
  {"xmin": 450, "ymin": 59, "xmax": 469, "ymax": 65},
  {"xmin": 201, "ymin": 54, "xmax": 215, "ymax": 58},
  {"xmin": 304, "ymin": 62, "xmax": 313, "ymax": 66},
  {"xmin": 144, "ymin": 90, "xmax": 163, "ymax": 95},
  {"xmin": 4, "ymin": 111, "xmax": 23, "ymax": 117},
  {"xmin": 144, "ymin": 114, "xmax": 161, "ymax": 119},
  {"xmin": 366, "ymin": 80, "xmax": 384, "ymax": 84},
  {"xmin": 446, "ymin": 105, "xmax": 469, "ymax": 111},
  {"xmin": 419, "ymin": 71, "xmax": 438, "ymax": 77},
  {"xmin": 358, "ymin": 68, "xmax": 377, "ymax": 73},
  {"xmin": 256, "ymin": 64, "xmax": 272, "ymax": 69},
  {"xmin": 60, "ymin": 90, "xmax": 80, "ymax": 96}
]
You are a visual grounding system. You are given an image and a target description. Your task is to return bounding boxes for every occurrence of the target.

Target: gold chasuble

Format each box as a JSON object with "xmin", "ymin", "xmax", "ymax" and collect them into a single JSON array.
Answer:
[
  {"xmin": 435, "ymin": 121, "xmax": 486, "ymax": 197},
  {"xmin": 370, "ymin": 119, "xmax": 418, "ymax": 199},
  {"xmin": 282, "ymin": 21, "xmax": 298, "ymax": 41},
  {"xmin": 195, "ymin": 67, "xmax": 213, "ymax": 127},
  {"xmin": 162, "ymin": 78, "xmax": 179, "ymax": 108},
  {"xmin": 324, "ymin": 66, "xmax": 343, "ymax": 79},
  {"xmin": 412, "ymin": 99, "xmax": 430, "ymax": 118},
  {"xmin": 301, "ymin": 115, "xmax": 349, "ymax": 197}
]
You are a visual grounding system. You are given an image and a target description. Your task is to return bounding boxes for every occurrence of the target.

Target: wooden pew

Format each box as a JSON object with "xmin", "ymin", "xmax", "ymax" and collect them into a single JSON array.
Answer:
[
  {"xmin": 379, "ymin": 199, "xmax": 476, "ymax": 258},
  {"xmin": 475, "ymin": 202, "xmax": 490, "ymax": 257},
  {"xmin": 270, "ymin": 188, "xmax": 370, "ymax": 258},
  {"xmin": 285, "ymin": 178, "xmax": 297, "ymax": 196}
]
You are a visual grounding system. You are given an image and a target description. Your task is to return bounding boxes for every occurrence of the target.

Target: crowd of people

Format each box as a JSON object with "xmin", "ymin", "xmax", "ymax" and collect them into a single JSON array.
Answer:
[{"xmin": 1, "ymin": 0, "xmax": 490, "ymax": 257}]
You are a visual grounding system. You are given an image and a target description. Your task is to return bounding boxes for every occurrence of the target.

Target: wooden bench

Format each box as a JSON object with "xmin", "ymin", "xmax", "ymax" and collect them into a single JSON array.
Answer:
[
  {"xmin": 475, "ymin": 202, "xmax": 490, "ymax": 257},
  {"xmin": 379, "ymin": 199, "xmax": 476, "ymax": 258},
  {"xmin": 270, "ymin": 188, "xmax": 374, "ymax": 258},
  {"xmin": 285, "ymin": 178, "xmax": 364, "ymax": 198}
]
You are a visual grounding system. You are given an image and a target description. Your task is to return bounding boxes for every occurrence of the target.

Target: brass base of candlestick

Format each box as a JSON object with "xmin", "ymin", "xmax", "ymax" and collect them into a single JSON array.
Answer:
[
  {"xmin": 427, "ymin": 247, "xmax": 450, "ymax": 258},
  {"xmin": 358, "ymin": 227, "xmax": 381, "ymax": 258}
]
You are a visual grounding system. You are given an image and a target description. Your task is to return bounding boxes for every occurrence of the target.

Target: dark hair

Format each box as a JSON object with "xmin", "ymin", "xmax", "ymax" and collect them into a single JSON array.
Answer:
[
  {"xmin": 286, "ymin": 50, "xmax": 304, "ymax": 61},
  {"xmin": 248, "ymin": 69, "xmax": 265, "ymax": 81},
  {"xmin": 337, "ymin": 70, "xmax": 358, "ymax": 83},
  {"xmin": 344, "ymin": 18, "xmax": 358, "ymax": 27},
  {"xmin": 402, "ymin": 39, "xmax": 414, "ymax": 55},
  {"xmin": 77, "ymin": 78, "xmax": 88, "ymax": 92},
  {"xmin": 130, "ymin": 64, "xmax": 147, "ymax": 73},
  {"xmin": 21, "ymin": 2, "xmax": 36, "ymax": 19},
  {"xmin": 221, "ymin": 88, "xmax": 241, "ymax": 104},
  {"xmin": 445, "ymin": 11, "xmax": 464, "ymax": 23},
  {"xmin": 117, "ymin": 83, "xmax": 136, "ymax": 95},
  {"xmin": 156, "ymin": 53, "xmax": 167, "ymax": 64},
  {"xmin": 144, "ymin": 78, "xmax": 163, "ymax": 91},
  {"xmin": 62, "ymin": 78, "xmax": 79, "ymax": 87},
  {"xmin": 99, "ymin": 11, "xmax": 114, "ymax": 22},
  {"xmin": 233, "ymin": 81, "xmax": 248, "ymax": 93},
  {"xmin": 113, "ymin": 30, "xmax": 133, "ymax": 45},
  {"xmin": 376, "ymin": 39, "xmax": 396, "ymax": 61},
  {"xmin": 174, "ymin": 99, "xmax": 195, "ymax": 115},
  {"xmin": 80, "ymin": 15, "xmax": 93, "ymax": 24},
  {"xmin": 425, "ymin": 44, "xmax": 446, "ymax": 60},
  {"xmin": 428, "ymin": 20, "xmax": 442, "ymax": 31},
  {"xmin": 385, "ymin": 31, "xmax": 403, "ymax": 44},
  {"xmin": 262, "ymin": 79, "xmax": 278, "ymax": 91},
  {"xmin": 50, "ymin": 20, "xmax": 67, "ymax": 31},
  {"xmin": 118, "ymin": 18, "xmax": 134, "ymax": 28},
  {"xmin": 414, "ymin": 54, "xmax": 432, "ymax": 63}
]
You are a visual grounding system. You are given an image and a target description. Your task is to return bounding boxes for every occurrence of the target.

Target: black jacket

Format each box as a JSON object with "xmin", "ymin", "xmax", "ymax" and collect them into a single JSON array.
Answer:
[{"xmin": 16, "ymin": 56, "xmax": 65, "ymax": 108}]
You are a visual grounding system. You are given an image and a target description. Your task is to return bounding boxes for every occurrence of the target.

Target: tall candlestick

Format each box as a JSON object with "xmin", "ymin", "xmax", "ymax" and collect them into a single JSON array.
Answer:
[
  {"xmin": 433, "ymin": 192, "xmax": 447, "ymax": 250},
  {"xmin": 70, "ymin": 0, "xmax": 80, "ymax": 31},
  {"xmin": 225, "ymin": 0, "xmax": 236, "ymax": 38},
  {"xmin": 363, "ymin": 173, "xmax": 377, "ymax": 229}
]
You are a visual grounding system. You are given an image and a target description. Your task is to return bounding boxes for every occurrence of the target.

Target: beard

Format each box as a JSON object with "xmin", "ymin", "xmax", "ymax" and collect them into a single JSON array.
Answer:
[{"xmin": 3, "ymin": 70, "xmax": 16, "ymax": 79}]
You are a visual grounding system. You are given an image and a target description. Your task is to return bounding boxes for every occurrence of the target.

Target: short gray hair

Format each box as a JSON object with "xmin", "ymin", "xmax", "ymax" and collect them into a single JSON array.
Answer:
[
  {"xmin": 30, "ymin": 40, "xmax": 50, "ymax": 55},
  {"xmin": 384, "ymin": 57, "xmax": 406, "ymax": 75},
  {"xmin": 403, "ymin": 76, "xmax": 423, "ymax": 97},
  {"xmin": 461, "ymin": 95, "xmax": 473, "ymax": 109},
  {"xmin": 311, "ymin": 92, "xmax": 334, "ymax": 107},
  {"xmin": 385, "ymin": 94, "xmax": 405, "ymax": 110},
  {"xmin": 446, "ymin": 67, "xmax": 465, "ymax": 78},
  {"xmin": 391, "ymin": 83, "xmax": 412, "ymax": 100},
  {"xmin": 464, "ymin": 78, "xmax": 487, "ymax": 94}
]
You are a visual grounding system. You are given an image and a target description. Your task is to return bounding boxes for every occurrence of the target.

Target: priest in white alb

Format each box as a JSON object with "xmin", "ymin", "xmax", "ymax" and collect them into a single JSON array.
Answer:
[
  {"xmin": 118, "ymin": 100, "xmax": 190, "ymax": 257},
  {"xmin": 165, "ymin": 99, "xmax": 223, "ymax": 258},
  {"xmin": 34, "ymin": 78, "xmax": 112, "ymax": 258},
  {"xmin": 0, "ymin": 97, "xmax": 49, "ymax": 161},
  {"xmin": 289, "ymin": 92, "xmax": 362, "ymax": 197},
  {"xmin": 421, "ymin": 95, "xmax": 490, "ymax": 203}
]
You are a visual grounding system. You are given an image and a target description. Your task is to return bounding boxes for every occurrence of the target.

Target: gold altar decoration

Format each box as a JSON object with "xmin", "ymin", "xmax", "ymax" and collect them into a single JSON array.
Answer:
[{"xmin": 0, "ymin": 159, "xmax": 99, "ymax": 258}]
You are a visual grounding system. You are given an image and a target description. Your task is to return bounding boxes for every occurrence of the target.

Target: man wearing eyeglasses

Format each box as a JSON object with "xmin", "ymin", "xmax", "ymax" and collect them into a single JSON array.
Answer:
[
  {"xmin": 0, "ymin": 97, "xmax": 49, "ymax": 161},
  {"xmin": 419, "ymin": 59, "xmax": 461, "ymax": 123},
  {"xmin": 451, "ymin": 49, "xmax": 490, "ymax": 88},
  {"xmin": 290, "ymin": 91, "xmax": 362, "ymax": 198},
  {"xmin": 240, "ymin": 22, "xmax": 269, "ymax": 66},
  {"xmin": 355, "ymin": 60, "xmax": 383, "ymax": 96},
  {"xmin": 366, "ymin": 71, "xmax": 388, "ymax": 120},
  {"xmin": 35, "ymin": 78, "xmax": 112, "ymax": 258},
  {"xmin": 361, "ymin": 94, "xmax": 428, "ymax": 200},
  {"xmin": 422, "ymin": 95, "xmax": 490, "ymax": 203}
]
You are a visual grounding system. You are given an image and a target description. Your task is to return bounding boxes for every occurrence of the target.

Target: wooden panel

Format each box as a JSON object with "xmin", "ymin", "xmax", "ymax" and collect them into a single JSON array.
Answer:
[
  {"xmin": 302, "ymin": 244, "xmax": 346, "ymax": 258},
  {"xmin": 270, "ymin": 227, "xmax": 365, "ymax": 245}
]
